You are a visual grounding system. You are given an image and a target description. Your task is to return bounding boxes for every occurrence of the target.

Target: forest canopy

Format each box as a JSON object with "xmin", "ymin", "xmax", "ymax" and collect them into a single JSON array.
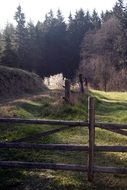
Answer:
[{"xmin": 0, "ymin": 0, "xmax": 127, "ymax": 90}]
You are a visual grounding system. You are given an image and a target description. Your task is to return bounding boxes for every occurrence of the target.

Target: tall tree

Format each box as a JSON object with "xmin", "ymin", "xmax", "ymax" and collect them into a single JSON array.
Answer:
[
  {"xmin": 113, "ymin": 0, "xmax": 127, "ymax": 69},
  {"xmin": 1, "ymin": 24, "xmax": 18, "ymax": 67},
  {"xmin": 42, "ymin": 9, "xmax": 67, "ymax": 76},
  {"xmin": 113, "ymin": 0, "xmax": 125, "ymax": 19},
  {"xmin": 14, "ymin": 5, "xmax": 27, "ymax": 69},
  {"xmin": 65, "ymin": 9, "xmax": 92, "ymax": 78},
  {"xmin": 91, "ymin": 9, "xmax": 101, "ymax": 30},
  {"xmin": 26, "ymin": 21, "xmax": 41, "ymax": 72}
]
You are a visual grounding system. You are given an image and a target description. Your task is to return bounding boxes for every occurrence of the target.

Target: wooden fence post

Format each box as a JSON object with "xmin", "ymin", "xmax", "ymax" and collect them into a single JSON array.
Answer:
[
  {"xmin": 64, "ymin": 79, "xmax": 70, "ymax": 103},
  {"xmin": 79, "ymin": 74, "xmax": 84, "ymax": 94},
  {"xmin": 88, "ymin": 96, "xmax": 95, "ymax": 182}
]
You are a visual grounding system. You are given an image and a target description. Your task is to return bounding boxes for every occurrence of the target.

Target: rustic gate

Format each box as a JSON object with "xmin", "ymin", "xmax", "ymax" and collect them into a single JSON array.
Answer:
[{"xmin": 0, "ymin": 97, "xmax": 127, "ymax": 182}]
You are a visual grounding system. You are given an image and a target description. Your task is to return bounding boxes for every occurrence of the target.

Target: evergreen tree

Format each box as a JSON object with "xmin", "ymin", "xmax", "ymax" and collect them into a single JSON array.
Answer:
[
  {"xmin": 1, "ymin": 24, "xmax": 18, "ymax": 67},
  {"xmin": 42, "ymin": 9, "xmax": 67, "ymax": 76},
  {"xmin": 113, "ymin": 0, "xmax": 124, "ymax": 19},
  {"xmin": 65, "ymin": 9, "xmax": 92, "ymax": 78},
  {"xmin": 26, "ymin": 21, "xmax": 39, "ymax": 72},
  {"xmin": 113, "ymin": 0, "xmax": 127, "ymax": 68},
  {"xmin": 35, "ymin": 21, "xmax": 46, "ymax": 76},
  {"xmin": 14, "ymin": 5, "xmax": 27, "ymax": 69},
  {"xmin": 91, "ymin": 9, "xmax": 101, "ymax": 30},
  {"xmin": 101, "ymin": 10, "xmax": 113, "ymax": 22}
]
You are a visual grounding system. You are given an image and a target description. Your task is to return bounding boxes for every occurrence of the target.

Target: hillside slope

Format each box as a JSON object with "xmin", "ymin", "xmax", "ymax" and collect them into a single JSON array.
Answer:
[{"xmin": 0, "ymin": 66, "xmax": 45, "ymax": 99}]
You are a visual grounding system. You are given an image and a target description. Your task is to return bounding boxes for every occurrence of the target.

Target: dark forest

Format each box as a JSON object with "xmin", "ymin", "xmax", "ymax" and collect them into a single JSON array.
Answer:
[{"xmin": 0, "ymin": 0, "xmax": 127, "ymax": 90}]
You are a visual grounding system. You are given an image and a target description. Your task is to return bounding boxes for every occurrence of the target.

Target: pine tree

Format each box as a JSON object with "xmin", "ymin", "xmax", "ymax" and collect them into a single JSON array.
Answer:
[
  {"xmin": 14, "ymin": 5, "xmax": 27, "ymax": 69},
  {"xmin": 113, "ymin": 0, "xmax": 127, "ymax": 68},
  {"xmin": 91, "ymin": 9, "xmax": 101, "ymax": 30},
  {"xmin": 113, "ymin": 0, "xmax": 124, "ymax": 19},
  {"xmin": 65, "ymin": 9, "xmax": 92, "ymax": 78},
  {"xmin": 41, "ymin": 9, "xmax": 67, "ymax": 76},
  {"xmin": 1, "ymin": 24, "xmax": 18, "ymax": 67}
]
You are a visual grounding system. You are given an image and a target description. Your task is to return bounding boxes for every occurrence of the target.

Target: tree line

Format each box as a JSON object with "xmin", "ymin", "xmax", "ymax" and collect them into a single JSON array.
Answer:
[
  {"xmin": 0, "ymin": 0, "xmax": 127, "ymax": 90},
  {"xmin": 0, "ymin": 5, "xmax": 95, "ymax": 79}
]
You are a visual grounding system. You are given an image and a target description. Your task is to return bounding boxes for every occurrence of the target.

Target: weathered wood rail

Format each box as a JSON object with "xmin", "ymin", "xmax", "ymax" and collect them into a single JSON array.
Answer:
[{"xmin": 0, "ymin": 97, "xmax": 127, "ymax": 182}]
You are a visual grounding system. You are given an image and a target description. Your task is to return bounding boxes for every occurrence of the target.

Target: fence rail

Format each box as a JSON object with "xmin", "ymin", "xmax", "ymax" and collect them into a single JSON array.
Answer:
[
  {"xmin": 0, "ymin": 142, "xmax": 127, "ymax": 152},
  {"xmin": 0, "ymin": 97, "xmax": 127, "ymax": 182},
  {"xmin": 96, "ymin": 122, "xmax": 127, "ymax": 129},
  {"xmin": 0, "ymin": 118, "xmax": 88, "ymax": 126},
  {"xmin": 1, "ymin": 118, "xmax": 127, "ymax": 129}
]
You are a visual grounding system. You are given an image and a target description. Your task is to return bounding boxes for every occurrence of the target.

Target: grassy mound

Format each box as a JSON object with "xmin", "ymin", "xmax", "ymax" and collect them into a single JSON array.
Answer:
[{"xmin": 0, "ymin": 66, "xmax": 45, "ymax": 99}]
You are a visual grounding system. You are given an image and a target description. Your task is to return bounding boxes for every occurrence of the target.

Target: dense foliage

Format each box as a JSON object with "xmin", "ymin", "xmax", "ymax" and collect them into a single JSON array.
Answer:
[
  {"xmin": 1, "ymin": 6, "xmax": 92, "ymax": 79},
  {"xmin": 0, "ymin": 0, "xmax": 127, "ymax": 90},
  {"xmin": 80, "ymin": 0, "xmax": 127, "ymax": 91}
]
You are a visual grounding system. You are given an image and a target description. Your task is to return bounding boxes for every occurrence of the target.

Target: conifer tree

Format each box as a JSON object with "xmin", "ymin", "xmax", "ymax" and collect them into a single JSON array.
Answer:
[
  {"xmin": 1, "ymin": 24, "xmax": 18, "ymax": 67},
  {"xmin": 14, "ymin": 5, "xmax": 27, "ymax": 69},
  {"xmin": 91, "ymin": 9, "xmax": 101, "ymax": 30}
]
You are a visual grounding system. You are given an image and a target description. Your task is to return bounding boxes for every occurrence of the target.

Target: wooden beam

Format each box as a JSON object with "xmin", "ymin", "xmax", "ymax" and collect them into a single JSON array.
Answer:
[
  {"xmin": 96, "ymin": 122, "xmax": 127, "ymax": 129},
  {"xmin": 94, "ymin": 166, "xmax": 127, "ymax": 174},
  {"xmin": 0, "ymin": 142, "xmax": 127, "ymax": 152},
  {"xmin": 0, "ymin": 118, "xmax": 88, "ymax": 126},
  {"xmin": 88, "ymin": 97, "xmax": 95, "ymax": 182},
  {"xmin": 64, "ymin": 79, "xmax": 71, "ymax": 103},
  {"xmin": 0, "ymin": 142, "xmax": 88, "ymax": 151},
  {"xmin": 99, "ymin": 126, "xmax": 127, "ymax": 137},
  {"xmin": 0, "ymin": 161, "xmax": 87, "ymax": 171},
  {"xmin": 1, "ymin": 118, "xmax": 127, "ymax": 129},
  {"xmin": 95, "ymin": 145, "xmax": 127, "ymax": 152},
  {"xmin": 79, "ymin": 74, "xmax": 84, "ymax": 94},
  {"xmin": 11, "ymin": 125, "xmax": 80, "ymax": 142},
  {"xmin": 0, "ymin": 161, "xmax": 126, "ymax": 174}
]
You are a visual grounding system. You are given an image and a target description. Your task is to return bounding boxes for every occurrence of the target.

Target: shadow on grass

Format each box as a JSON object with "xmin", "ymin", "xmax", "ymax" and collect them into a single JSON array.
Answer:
[
  {"xmin": 0, "ymin": 125, "xmax": 127, "ymax": 190},
  {"xmin": 0, "ymin": 150, "xmax": 127, "ymax": 190},
  {"xmin": 0, "ymin": 91, "xmax": 127, "ymax": 189},
  {"xmin": 17, "ymin": 99, "xmax": 87, "ymax": 120},
  {"xmin": 18, "ymin": 101, "xmax": 52, "ymax": 118}
]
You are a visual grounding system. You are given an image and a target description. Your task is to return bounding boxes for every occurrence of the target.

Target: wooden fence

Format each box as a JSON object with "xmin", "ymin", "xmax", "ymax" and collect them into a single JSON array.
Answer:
[{"xmin": 0, "ymin": 97, "xmax": 127, "ymax": 182}]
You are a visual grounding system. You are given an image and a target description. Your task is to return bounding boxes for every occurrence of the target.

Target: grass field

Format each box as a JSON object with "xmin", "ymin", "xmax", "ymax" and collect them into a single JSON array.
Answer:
[{"xmin": 0, "ymin": 90, "xmax": 127, "ymax": 190}]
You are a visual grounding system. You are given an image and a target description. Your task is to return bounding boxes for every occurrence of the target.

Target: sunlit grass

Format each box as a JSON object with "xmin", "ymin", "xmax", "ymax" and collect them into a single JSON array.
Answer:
[{"xmin": 92, "ymin": 89, "xmax": 127, "ymax": 102}]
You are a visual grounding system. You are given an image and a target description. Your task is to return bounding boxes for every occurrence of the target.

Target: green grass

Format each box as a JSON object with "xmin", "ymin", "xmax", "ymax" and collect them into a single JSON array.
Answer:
[
  {"xmin": 92, "ymin": 90, "xmax": 127, "ymax": 123},
  {"xmin": 0, "ymin": 90, "xmax": 127, "ymax": 189}
]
